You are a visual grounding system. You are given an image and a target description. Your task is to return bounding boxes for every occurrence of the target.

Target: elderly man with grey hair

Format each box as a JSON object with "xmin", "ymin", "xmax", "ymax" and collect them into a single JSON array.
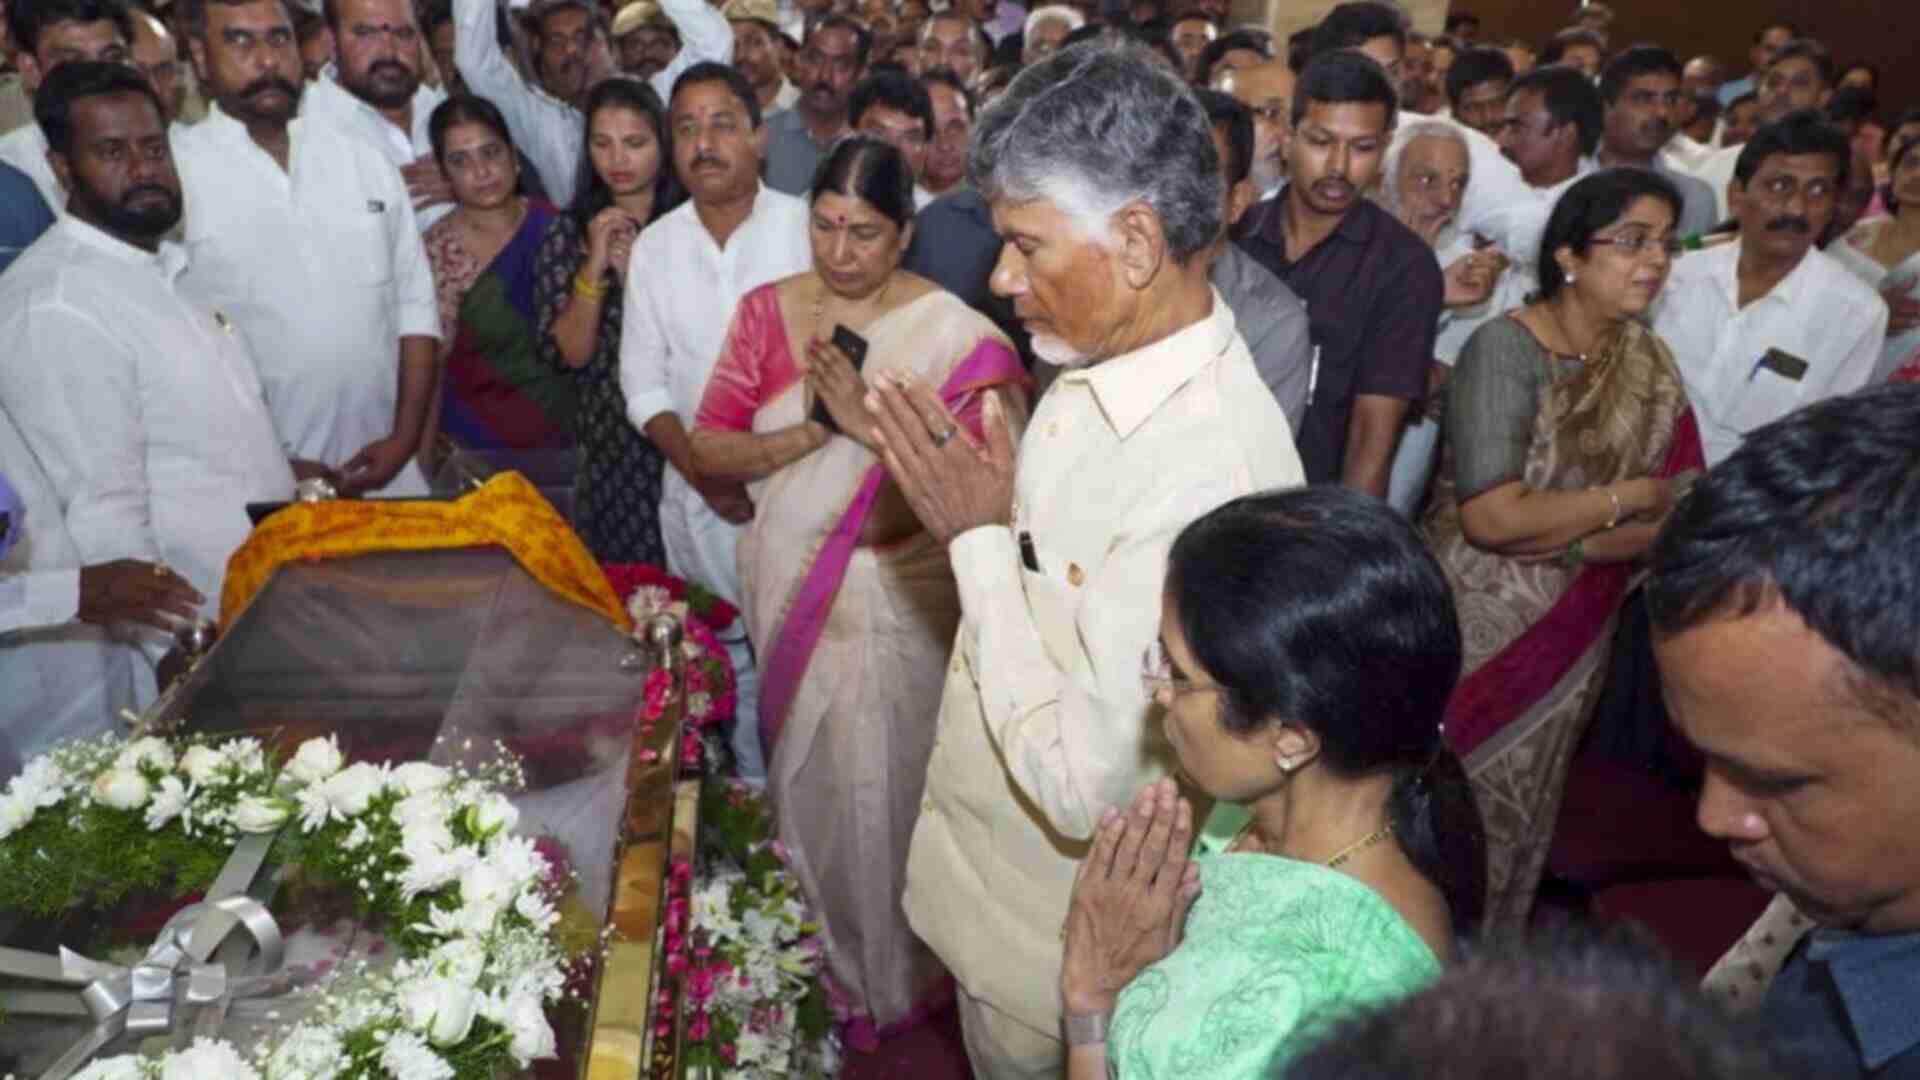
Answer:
[{"xmin": 865, "ymin": 40, "xmax": 1304, "ymax": 1079}]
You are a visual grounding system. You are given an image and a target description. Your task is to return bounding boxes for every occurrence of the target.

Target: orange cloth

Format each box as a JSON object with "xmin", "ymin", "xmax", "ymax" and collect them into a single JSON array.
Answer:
[{"xmin": 220, "ymin": 473, "xmax": 632, "ymax": 632}]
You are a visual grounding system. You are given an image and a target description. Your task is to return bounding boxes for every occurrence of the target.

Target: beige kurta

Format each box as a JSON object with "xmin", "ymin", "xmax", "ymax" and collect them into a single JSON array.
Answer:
[{"xmin": 902, "ymin": 293, "xmax": 1304, "ymax": 1055}]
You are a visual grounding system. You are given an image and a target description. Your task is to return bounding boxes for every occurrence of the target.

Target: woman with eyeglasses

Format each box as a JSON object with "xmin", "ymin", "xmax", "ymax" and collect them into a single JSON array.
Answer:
[
  {"xmin": 1420, "ymin": 167, "xmax": 1704, "ymax": 930},
  {"xmin": 1057, "ymin": 486, "xmax": 1486, "ymax": 1080}
]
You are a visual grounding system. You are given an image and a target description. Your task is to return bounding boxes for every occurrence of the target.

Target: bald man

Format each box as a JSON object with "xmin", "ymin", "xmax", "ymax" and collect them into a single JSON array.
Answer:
[
  {"xmin": 1216, "ymin": 59, "xmax": 1292, "ymax": 196},
  {"xmin": 127, "ymin": 9, "xmax": 183, "ymax": 124}
]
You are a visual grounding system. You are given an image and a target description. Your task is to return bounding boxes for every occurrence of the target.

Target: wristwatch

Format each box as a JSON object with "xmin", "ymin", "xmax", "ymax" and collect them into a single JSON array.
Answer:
[{"xmin": 1063, "ymin": 1009, "xmax": 1111, "ymax": 1046}]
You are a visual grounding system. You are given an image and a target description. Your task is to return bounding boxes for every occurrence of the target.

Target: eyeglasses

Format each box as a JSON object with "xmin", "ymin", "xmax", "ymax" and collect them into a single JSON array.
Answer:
[
  {"xmin": 1141, "ymin": 637, "xmax": 1216, "ymax": 700},
  {"xmin": 1590, "ymin": 230, "xmax": 1683, "ymax": 257}
]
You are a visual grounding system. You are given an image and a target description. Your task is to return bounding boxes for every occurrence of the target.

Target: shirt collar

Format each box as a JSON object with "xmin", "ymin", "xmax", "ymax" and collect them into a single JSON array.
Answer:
[
  {"xmin": 55, "ymin": 214, "xmax": 186, "ymax": 279},
  {"xmin": 1058, "ymin": 288, "xmax": 1237, "ymax": 439},
  {"xmin": 1718, "ymin": 238, "xmax": 1817, "ymax": 310},
  {"xmin": 1261, "ymin": 187, "xmax": 1377, "ymax": 250},
  {"xmin": 1805, "ymin": 929, "xmax": 1920, "ymax": 1069}
]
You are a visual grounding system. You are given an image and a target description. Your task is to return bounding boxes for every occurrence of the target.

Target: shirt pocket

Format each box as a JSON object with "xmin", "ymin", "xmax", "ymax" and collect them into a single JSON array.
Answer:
[
  {"xmin": 1016, "ymin": 531, "xmax": 1085, "ymax": 676},
  {"xmin": 310, "ymin": 202, "xmax": 394, "ymax": 289},
  {"xmin": 1724, "ymin": 365, "xmax": 1805, "ymax": 433}
]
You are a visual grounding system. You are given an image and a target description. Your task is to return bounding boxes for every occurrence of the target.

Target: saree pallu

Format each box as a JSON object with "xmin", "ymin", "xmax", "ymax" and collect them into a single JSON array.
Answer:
[
  {"xmin": 440, "ymin": 202, "xmax": 578, "ymax": 450},
  {"xmin": 1422, "ymin": 319, "xmax": 1703, "ymax": 931},
  {"xmin": 695, "ymin": 284, "xmax": 1027, "ymax": 1040}
]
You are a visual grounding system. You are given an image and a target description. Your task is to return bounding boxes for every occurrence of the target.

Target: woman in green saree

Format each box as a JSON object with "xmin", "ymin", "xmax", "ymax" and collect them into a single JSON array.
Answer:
[{"xmin": 1058, "ymin": 487, "xmax": 1488, "ymax": 1079}]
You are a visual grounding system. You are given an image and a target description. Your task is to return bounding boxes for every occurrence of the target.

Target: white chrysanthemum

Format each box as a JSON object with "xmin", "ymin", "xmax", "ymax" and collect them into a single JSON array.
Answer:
[
  {"xmin": 378, "ymin": 1031, "xmax": 454, "ymax": 1080},
  {"xmin": 392, "ymin": 790, "xmax": 452, "ymax": 831},
  {"xmin": 294, "ymin": 784, "xmax": 336, "ymax": 833},
  {"xmin": 320, "ymin": 762, "xmax": 385, "ymax": 817},
  {"xmin": 499, "ymin": 990, "xmax": 557, "ymax": 1066},
  {"xmin": 485, "ymin": 833, "xmax": 547, "ymax": 894},
  {"xmin": 178, "ymin": 745, "xmax": 228, "ymax": 787},
  {"xmin": 220, "ymin": 737, "xmax": 267, "ymax": 775},
  {"xmin": 71, "ymin": 1055, "xmax": 145, "ymax": 1080},
  {"xmin": 429, "ymin": 938, "xmax": 488, "ymax": 985},
  {"xmin": 390, "ymin": 762, "xmax": 451, "ymax": 796},
  {"xmin": 232, "ymin": 794, "xmax": 292, "ymax": 834},
  {"xmin": 161, "ymin": 1036, "xmax": 261, "ymax": 1080},
  {"xmin": 263, "ymin": 1024, "xmax": 342, "ymax": 1080},
  {"xmin": 0, "ymin": 791, "xmax": 33, "ymax": 841},
  {"xmin": 91, "ymin": 767, "xmax": 150, "ymax": 810},
  {"xmin": 401, "ymin": 976, "xmax": 480, "ymax": 1047},
  {"xmin": 462, "ymin": 793, "xmax": 518, "ymax": 838},
  {"xmin": 145, "ymin": 775, "xmax": 191, "ymax": 831},
  {"xmin": 513, "ymin": 888, "xmax": 558, "ymax": 931},
  {"xmin": 116, "ymin": 736, "xmax": 177, "ymax": 774},
  {"xmin": 11, "ymin": 755, "xmax": 69, "ymax": 807},
  {"xmin": 284, "ymin": 736, "xmax": 345, "ymax": 786}
]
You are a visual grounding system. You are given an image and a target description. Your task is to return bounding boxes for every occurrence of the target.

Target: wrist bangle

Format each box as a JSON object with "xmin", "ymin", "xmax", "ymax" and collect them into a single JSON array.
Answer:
[
  {"xmin": 1598, "ymin": 485, "xmax": 1622, "ymax": 530},
  {"xmin": 1063, "ymin": 1009, "xmax": 1111, "ymax": 1046},
  {"xmin": 573, "ymin": 271, "xmax": 607, "ymax": 300}
]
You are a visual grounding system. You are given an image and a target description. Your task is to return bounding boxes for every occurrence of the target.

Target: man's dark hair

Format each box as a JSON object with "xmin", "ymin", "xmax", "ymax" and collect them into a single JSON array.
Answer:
[
  {"xmin": 422, "ymin": 0, "xmax": 454, "ymax": 36},
  {"xmin": 34, "ymin": 58, "xmax": 162, "ymax": 154},
  {"xmin": 669, "ymin": 59, "xmax": 762, "ymax": 128},
  {"xmin": 1649, "ymin": 383, "xmax": 1920, "ymax": 710},
  {"xmin": 1306, "ymin": 1, "xmax": 1404, "ymax": 60},
  {"xmin": 1285, "ymin": 924, "xmax": 1800, "ymax": 1080},
  {"xmin": 179, "ymin": 0, "xmax": 287, "ymax": 38},
  {"xmin": 848, "ymin": 69, "xmax": 933, "ymax": 140},
  {"xmin": 1292, "ymin": 47, "xmax": 1397, "ymax": 130},
  {"xmin": 1285, "ymin": 24, "xmax": 1313, "ymax": 73},
  {"xmin": 1510, "ymin": 62, "xmax": 1605, "ymax": 157},
  {"xmin": 9, "ymin": 0, "xmax": 134, "ymax": 55},
  {"xmin": 1824, "ymin": 85, "xmax": 1875, "ymax": 128},
  {"xmin": 1599, "ymin": 44, "xmax": 1682, "ymax": 104},
  {"xmin": 1196, "ymin": 86, "xmax": 1251, "ymax": 184},
  {"xmin": 292, "ymin": 4, "xmax": 328, "ymax": 45},
  {"xmin": 1446, "ymin": 45, "xmax": 1513, "ymax": 106},
  {"xmin": 813, "ymin": 12, "xmax": 873, "ymax": 66},
  {"xmin": 1195, "ymin": 28, "xmax": 1271, "ymax": 82},
  {"xmin": 919, "ymin": 66, "xmax": 974, "ymax": 117},
  {"xmin": 1732, "ymin": 108, "xmax": 1850, "ymax": 190},
  {"xmin": 1443, "ymin": 11, "xmax": 1478, "ymax": 35},
  {"xmin": 529, "ymin": 0, "xmax": 597, "ymax": 40},
  {"xmin": 1767, "ymin": 37, "xmax": 1833, "ymax": 88},
  {"xmin": 1752, "ymin": 20, "xmax": 1796, "ymax": 45},
  {"xmin": 1539, "ymin": 27, "xmax": 1603, "ymax": 67}
]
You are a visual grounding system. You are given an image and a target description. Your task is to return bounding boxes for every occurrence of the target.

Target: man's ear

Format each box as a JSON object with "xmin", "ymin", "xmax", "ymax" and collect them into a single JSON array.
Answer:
[
  {"xmin": 46, "ymin": 146, "xmax": 73, "ymax": 202},
  {"xmin": 1225, "ymin": 177, "xmax": 1255, "ymax": 227},
  {"xmin": 17, "ymin": 50, "xmax": 43, "ymax": 95},
  {"xmin": 187, "ymin": 34, "xmax": 210, "ymax": 83},
  {"xmin": 1111, "ymin": 199, "xmax": 1168, "ymax": 289}
]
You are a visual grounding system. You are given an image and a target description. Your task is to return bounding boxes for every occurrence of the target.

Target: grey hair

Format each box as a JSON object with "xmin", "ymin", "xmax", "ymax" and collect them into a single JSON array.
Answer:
[
  {"xmin": 967, "ymin": 39, "xmax": 1224, "ymax": 264},
  {"xmin": 1374, "ymin": 119, "xmax": 1470, "ymax": 246}
]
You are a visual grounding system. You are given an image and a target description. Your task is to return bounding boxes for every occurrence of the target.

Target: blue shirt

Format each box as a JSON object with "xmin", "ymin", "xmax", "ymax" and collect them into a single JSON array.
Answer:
[
  {"xmin": 0, "ymin": 160, "xmax": 53, "ymax": 275},
  {"xmin": 1765, "ymin": 928, "xmax": 1920, "ymax": 1077}
]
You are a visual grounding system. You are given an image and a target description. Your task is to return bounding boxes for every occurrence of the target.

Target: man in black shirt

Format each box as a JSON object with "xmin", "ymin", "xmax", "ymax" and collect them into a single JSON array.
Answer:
[{"xmin": 1234, "ymin": 50, "xmax": 1442, "ymax": 495}]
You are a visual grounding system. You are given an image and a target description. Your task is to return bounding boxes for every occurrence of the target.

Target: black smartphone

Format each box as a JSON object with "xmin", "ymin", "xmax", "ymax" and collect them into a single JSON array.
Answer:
[{"xmin": 811, "ymin": 324, "xmax": 870, "ymax": 433}]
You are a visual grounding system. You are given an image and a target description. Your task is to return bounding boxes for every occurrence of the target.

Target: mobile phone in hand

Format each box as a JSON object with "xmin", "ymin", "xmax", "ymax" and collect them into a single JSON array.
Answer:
[{"xmin": 812, "ymin": 324, "xmax": 870, "ymax": 433}]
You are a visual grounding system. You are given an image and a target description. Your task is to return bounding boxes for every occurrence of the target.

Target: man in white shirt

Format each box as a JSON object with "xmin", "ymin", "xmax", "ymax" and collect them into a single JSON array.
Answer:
[
  {"xmin": 453, "ymin": 0, "xmax": 728, "ymax": 205},
  {"xmin": 0, "ymin": 0, "xmax": 132, "ymax": 208},
  {"xmin": 879, "ymin": 44, "xmax": 1303, "ymax": 1078},
  {"xmin": 1690, "ymin": 39, "xmax": 1833, "ymax": 222},
  {"xmin": 621, "ymin": 62, "xmax": 808, "ymax": 780},
  {"xmin": 1653, "ymin": 113, "xmax": 1887, "ymax": 467},
  {"xmin": 0, "ymin": 64, "xmax": 294, "ymax": 714},
  {"xmin": 173, "ymin": 0, "xmax": 440, "ymax": 496},
  {"xmin": 301, "ymin": 0, "xmax": 452, "ymax": 230}
]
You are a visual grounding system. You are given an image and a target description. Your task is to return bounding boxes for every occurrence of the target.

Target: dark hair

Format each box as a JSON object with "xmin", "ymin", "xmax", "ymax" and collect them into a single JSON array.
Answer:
[
  {"xmin": 1291, "ymin": 49, "xmax": 1397, "ymax": 131},
  {"xmin": 569, "ymin": 77, "xmax": 684, "ymax": 234},
  {"xmin": 1443, "ymin": 11, "xmax": 1478, "ymax": 34},
  {"xmin": 1195, "ymin": 87, "xmax": 1251, "ymax": 184},
  {"xmin": 1648, "ymin": 383, "xmax": 1920, "ymax": 710},
  {"xmin": 1726, "ymin": 90, "xmax": 1757, "ymax": 113},
  {"xmin": 812, "ymin": 12, "xmax": 873, "ymax": 66},
  {"xmin": 808, "ymin": 132, "xmax": 914, "ymax": 228},
  {"xmin": 1539, "ymin": 27, "xmax": 1603, "ymax": 66},
  {"xmin": 1599, "ymin": 43, "xmax": 1681, "ymax": 104},
  {"xmin": 1733, "ymin": 109, "xmax": 1850, "ymax": 191},
  {"xmin": 1446, "ymin": 45, "xmax": 1513, "ymax": 106},
  {"xmin": 1752, "ymin": 21, "xmax": 1796, "ymax": 44},
  {"xmin": 1196, "ymin": 29, "xmax": 1271, "ymax": 83},
  {"xmin": 1888, "ymin": 118, "xmax": 1920, "ymax": 214},
  {"xmin": 292, "ymin": 4, "xmax": 328, "ymax": 46},
  {"xmin": 1306, "ymin": 1, "xmax": 1405, "ymax": 59},
  {"xmin": 1429, "ymin": 33, "xmax": 1461, "ymax": 55},
  {"xmin": 530, "ymin": 0, "xmax": 596, "ymax": 40},
  {"xmin": 11, "ymin": 0, "xmax": 134, "ymax": 53},
  {"xmin": 1167, "ymin": 487, "xmax": 1486, "ymax": 934},
  {"xmin": 179, "ymin": 0, "xmax": 285, "ymax": 38},
  {"xmin": 1509, "ymin": 63, "xmax": 1605, "ymax": 157},
  {"xmin": 428, "ymin": 94, "xmax": 514, "ymax": 166},
  {"xmin": 1285, "ymin": 25, "xmax": 1312, "ymax": 73},
  {"xmin": 1284, "ymin": 924, "xmax": 1800, "ymax": 1080},
  {"xmin": 670, "ymin": 59, "xmax": 762, "ymax": 128},
  {"xmin": 422, "ymin": 0, "xmax": 454, "ymax": 36},
  {"xmin": 34, "ymin": 59, "xmax": 162, "ymax": 154},
  {"xmin": 1823, "ymin": 84, "xmax": 1875, "ymax": 128},
  {"xmin": 1767, "ymin": 38, "xmax": 1834, "ymax": 88},
  {"xmin": 1689, "ymin": 93, "xmax": 1721, "ymax": 125},
  {"xmin": 848, "ymin": 69, "xmax": 932, "ymax": 140},
  {"xmin": 1537, "ymin": 167, "xmax": 1681, "ymax": 299},
  {"xmin": 919, "ymin": 66, "xmax": 974, "ymax": 118}
]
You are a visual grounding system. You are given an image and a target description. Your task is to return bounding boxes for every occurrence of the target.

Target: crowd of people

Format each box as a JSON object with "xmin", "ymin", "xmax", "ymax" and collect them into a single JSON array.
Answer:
[{"xmin": 1, "ymin": 0, "xmax": 1918, "ymax": 1074}]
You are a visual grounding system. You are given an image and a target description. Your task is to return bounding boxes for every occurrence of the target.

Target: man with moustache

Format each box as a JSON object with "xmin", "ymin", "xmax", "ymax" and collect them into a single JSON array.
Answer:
[
  {"xmin": 453, "ymin": 0, "xmax": 728, "ymax": 204},
  {"xmin": 1444, "ymin": 46, "xmax": 1512, "ymax": 139},
  {"xmin": 127, "ymin": 7, "xmax": 187, "ymax": 124},
  {"xmin": 916, "ymin": 11, "xmax": 983, "ymax": 84},
  {"xmin": 620, "ymin": 62, "xmax": 808, "ymax": 779},
  {"xmin": 1691, "ymin": 39, "xmax": 1833, "ymax": 222},
  {"xmin": 1214, "ymin": 58, "xmax": 1290, "ymax": 199},
  {"xmin": 848, "ymin": 69, "xmax": 932, "ymax": 205},
  {"xmin": 762, "ymin": 13, "xmax": 863, "ymax": 194},
  {"xmin": 1234, "ymin": 50, "xmax": 1441, "ymax": 496},
  {"xmin": 723, "ymin": 0, "xmax": 794, "ymax": 117},
  {"xmin": 612, "ymin": 2, "xmax": 677, "ymax": 80},
  {"xmin": 172, "ymin": 0, "xmax": 441, "ymax": 496},
  {"xmin": 0, "ymin": 0, "xmax": 131, "ymax": 208},
  {"xmin": 918, "ymin": 66, "xmax": 967, "ymax": 198},
  {"xmin": 1652, "ymin": 112, "xmax": 1886, "ymax": 467},
  {"xmin": 0, "ymin": 62, "xmax": 291, "ymax": 690},
  {"xmin": 1596, "ymin": 46, "xmax": 1717, "ymax": 237},
  {"xmin": 302, "ymin": 0, "xmax": 454, "ymax": 229}
]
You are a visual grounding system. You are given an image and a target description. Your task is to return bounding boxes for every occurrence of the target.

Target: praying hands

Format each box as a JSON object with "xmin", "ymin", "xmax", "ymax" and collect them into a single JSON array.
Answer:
[{"xmin": 866, "ymin": 375, "xmax": 1017, "ymax": 545}]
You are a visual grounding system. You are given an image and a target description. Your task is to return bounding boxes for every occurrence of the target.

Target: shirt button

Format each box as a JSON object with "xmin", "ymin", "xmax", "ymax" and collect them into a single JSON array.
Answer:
[
  {"xmin": 921, "ymin": 798, "xmax": 936, "ymax": 814},
  {"xmin": 1068, "ymin": 563, "xmax": 1085, "ymax": 587}
]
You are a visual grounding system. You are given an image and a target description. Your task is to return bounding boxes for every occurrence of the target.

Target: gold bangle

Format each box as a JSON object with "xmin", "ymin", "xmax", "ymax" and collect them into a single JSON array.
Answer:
[
  {"xmin": 1600, "ymin": 486, "xmax": 1622, "ymax": 530},
  {"xmin": 573, "ymin": 271, "xmax": 607, "ymax": 300}
]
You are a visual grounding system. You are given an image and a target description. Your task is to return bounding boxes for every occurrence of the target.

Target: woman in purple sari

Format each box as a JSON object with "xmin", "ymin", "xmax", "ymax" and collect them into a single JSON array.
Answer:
[{"xmin": 690, "ymin": 136, "xmax": 1029, "ymax": 1044}]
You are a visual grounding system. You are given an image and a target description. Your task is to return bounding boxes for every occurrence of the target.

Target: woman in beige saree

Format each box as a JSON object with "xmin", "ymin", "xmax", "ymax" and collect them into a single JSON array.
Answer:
[
  {"xmin": 1422, "ymin": 169, "xmax": 1704, "ymax": 930},
  {"xmin": 689, "ymin": 137, "xmax": 1028, "ymax": 1045}
]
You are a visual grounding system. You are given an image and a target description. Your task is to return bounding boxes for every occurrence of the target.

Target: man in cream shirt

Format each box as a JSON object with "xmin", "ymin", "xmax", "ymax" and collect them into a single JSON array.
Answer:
[{"xmin": 871, "ymin": 44, "xmax": 1302, "ymax": 1078}]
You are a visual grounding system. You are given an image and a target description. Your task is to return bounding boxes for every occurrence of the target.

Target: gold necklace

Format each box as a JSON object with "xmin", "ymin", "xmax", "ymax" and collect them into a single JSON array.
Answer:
[
  {"xmin": 1544, "ymin": 299, "xmax": 1594, "ymax": 362},
  {"xmin": 1232, "ymin": 819, "xmax": 1395, "ymax": 868}
]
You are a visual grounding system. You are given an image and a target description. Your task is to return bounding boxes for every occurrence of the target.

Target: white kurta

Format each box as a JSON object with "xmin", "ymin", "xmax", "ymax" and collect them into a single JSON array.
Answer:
[
  {"xmin": 301, "ymin": 70, "xmax": 452, "ymax": 231},
  {"xmin": 173, "ymin": 105, "xmax": 440, "ymax": 494},
  {"xmin": 0, "ymin": 216, "xmax": 294, "ymax": 613}
]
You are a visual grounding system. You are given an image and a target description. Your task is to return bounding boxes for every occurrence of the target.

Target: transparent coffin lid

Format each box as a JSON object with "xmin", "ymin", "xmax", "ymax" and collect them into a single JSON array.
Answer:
[{"xmin": 0, "ymin": 546, "xmax": 666, "ymax": 1077}]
